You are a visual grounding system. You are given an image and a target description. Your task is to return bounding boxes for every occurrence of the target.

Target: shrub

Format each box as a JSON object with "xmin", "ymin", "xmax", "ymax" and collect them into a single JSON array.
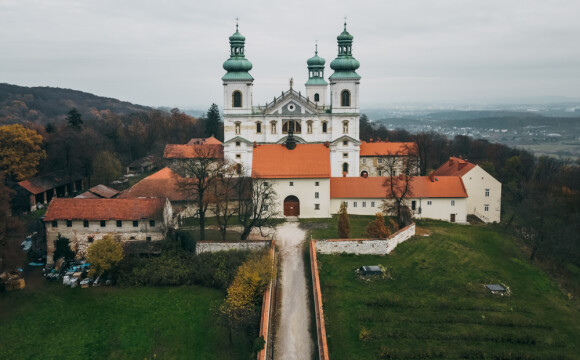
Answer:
[
  {"xmin": 338, "ymin": 202, "xmax": 350, "ymax": 238},
  {"xmin": 86, "ymin": 235, "xmax": 124, "ymax": 277},
  {"xmin": 53, "ymin": 233, "xmax": 75, "ymax": 263},
  {"xmin": 366, "ymin": 213, "xmax": 391, "ymax": 239}
]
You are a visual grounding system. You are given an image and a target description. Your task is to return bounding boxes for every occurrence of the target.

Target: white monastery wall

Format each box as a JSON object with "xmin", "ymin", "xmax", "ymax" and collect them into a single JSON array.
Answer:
[
  {"xmin": 270, "ymin": 178, "xmax": 330, "ymax": 218},
  {"xmin": 315, "ymin": 223, "xmax": 415, "ymax": 255}
]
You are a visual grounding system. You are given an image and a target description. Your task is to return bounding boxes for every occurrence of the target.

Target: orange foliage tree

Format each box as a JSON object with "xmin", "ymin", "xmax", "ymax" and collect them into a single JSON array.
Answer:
[{"xmin": 0, "ymin": 124, "xmax": 46, "ymax": 181}]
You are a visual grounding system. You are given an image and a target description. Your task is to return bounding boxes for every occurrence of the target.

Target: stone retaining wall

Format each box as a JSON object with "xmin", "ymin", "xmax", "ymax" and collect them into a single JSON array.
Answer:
[
  {"xmin": 315, "ymin": 223, "xmax": 415, "ymax": 255},
  {"xmin": 195, "ymin": 240, "xmax": 271, "ymax": 254},
  {"xmin": 257, "ymin": 242, "xmax": 275, "ymax": 360}
]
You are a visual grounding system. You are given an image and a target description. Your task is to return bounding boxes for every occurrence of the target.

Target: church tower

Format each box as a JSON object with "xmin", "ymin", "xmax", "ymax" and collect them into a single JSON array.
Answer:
[
  {"xmin": 329, "ymin": 22, "xmax": 360, "ymax": 114},
  {"xmin": 222, "ymin": 23, "xmax": 253, "ymax": 115},
  {"xmin": 305, "ymin": 44, "xmax": 328, "ymax": 107}
]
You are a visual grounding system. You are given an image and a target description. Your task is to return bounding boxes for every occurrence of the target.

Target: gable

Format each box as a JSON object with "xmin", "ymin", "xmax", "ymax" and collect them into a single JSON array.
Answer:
[{"xmin": 264, "ymin": 90, "xmax": 319, "ymax": 116}]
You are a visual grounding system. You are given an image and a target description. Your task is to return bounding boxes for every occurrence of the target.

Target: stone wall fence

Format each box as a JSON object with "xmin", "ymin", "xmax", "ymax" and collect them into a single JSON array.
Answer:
[
  {"xmin": 315, "ymin": 223, "xmax": 415, "ymax": 255},
  {"xmin": 195, "ymin": 240, "xmax": 271, "ymax": 255}
]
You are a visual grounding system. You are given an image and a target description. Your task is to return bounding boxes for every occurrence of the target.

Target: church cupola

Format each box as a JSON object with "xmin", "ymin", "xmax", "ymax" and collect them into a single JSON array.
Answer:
[
  {"xmin": 222, "ymin": 21, "xmax": 254, "ymax": 115},
  {"xmin": 329, "ymin": 21, "xmax": 360, "ymax": 114},
  {"xmin": 222, "ymin": 23, "xmax": 254, "ymax": 81},
  {"xmin": 305, "ymin": 43, "xmax": 328, "ymax": 106},
  {"xmin": 329, "ymin": 22, "xmax": 360, "ymax": 81}
]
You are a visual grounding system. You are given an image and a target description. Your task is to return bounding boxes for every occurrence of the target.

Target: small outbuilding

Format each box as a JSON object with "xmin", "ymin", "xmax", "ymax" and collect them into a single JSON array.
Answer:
[{"xmin": 360, "ymin": 265, "xmax": 382, "ymax": 276}]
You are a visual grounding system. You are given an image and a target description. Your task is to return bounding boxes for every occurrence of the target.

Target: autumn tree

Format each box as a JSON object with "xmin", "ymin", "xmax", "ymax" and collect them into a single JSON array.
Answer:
[
  {"xmin": 86, "ymin": 235, "xmax": 124, "ymax": 277},
  {"xmin": 175, "ymin": 145, "xmax": 223, "ymax": 241},
  {"xmin": 66, "ymin": 107, "xmax": 83, "ymax": 130},
  {"xmin": 0, "ymin": 124, "xmax": 46, "ymax": 181},
  {"xmin": 92, "ymin": 150, "xmax": 123, "ymax": 185},
  {"xmin": 205, "ymin": 103, "xmax": 223, "ymax": 142},
  {"xmin": 215, "ymin": 251, "xmax": 275, "ymax": 346},
  {"xmin": 338, "ymin": 202, "xmax": 350, "ymax": 238},
  {"xmin": 237, "ymin": 176, "xmax": 279, "ymax": 240},
  {"xmin": 0, "ymin": 172, "xmax": 25, "ymax": 272},
  {"xmin": 366, "ymin": 213, "xmax": 390, "ymax": 239}
]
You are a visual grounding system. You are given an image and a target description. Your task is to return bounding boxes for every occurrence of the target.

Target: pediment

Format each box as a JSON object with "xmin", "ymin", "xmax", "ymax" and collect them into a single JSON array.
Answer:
[
  {"xmin": 264, "ymin": 90, "xmax": 319, "ymax": 116},
  {"xmin": 330, "ymin": 135, "xmax": 361, "ymax": 146},
  {"xmin": 223, "ymin": 136, "xmax": 254, "ymax": 145}
]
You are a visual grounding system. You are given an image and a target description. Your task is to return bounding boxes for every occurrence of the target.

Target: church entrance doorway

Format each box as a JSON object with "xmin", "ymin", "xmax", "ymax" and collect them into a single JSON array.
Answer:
[{"xmin": 284, "ymin": 195, "xmax": 300, "ymax": 217}]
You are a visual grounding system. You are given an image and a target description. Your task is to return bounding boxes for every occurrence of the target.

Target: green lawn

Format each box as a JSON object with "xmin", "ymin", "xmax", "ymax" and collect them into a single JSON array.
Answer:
[
  {"xmin": 301, "ymin": 214, "xmax": 379, "ymax": 239},
  {"xmin": 318, "ymin": 220, "xmax": 580, "ymax": 359},
  {"xmin": 0, "ymin": 281, "xmax": 251, "ymax": 359}
]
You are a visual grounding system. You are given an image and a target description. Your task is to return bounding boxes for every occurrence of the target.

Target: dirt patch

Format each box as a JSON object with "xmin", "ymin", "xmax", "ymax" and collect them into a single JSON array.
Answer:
[{"xmin": 414, "ymin": 226, "xmax": 431, "ymax": 237}]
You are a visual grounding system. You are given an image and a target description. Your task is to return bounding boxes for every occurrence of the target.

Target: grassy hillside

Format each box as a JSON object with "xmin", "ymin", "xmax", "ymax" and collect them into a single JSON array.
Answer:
[
  {"xmin": 0, "ymin": 282, "xmax": 251, "ymax": 359},
  {"xmin": 318, "ymin": 221, "xmax": 580, "ymax": 359}
]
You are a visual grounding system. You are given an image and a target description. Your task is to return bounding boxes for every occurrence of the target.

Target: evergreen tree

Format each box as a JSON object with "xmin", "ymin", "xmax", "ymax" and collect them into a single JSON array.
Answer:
[
  {"xmin": 66, "ymin": 108, "xmax": 83, "ymax": 130},
  {"xmin": 205, "ymin": 103, "xmax": 222, "ymax": 141},
  {"xmin": 338, "ymin": 202, "xmax": 350, "ymax": 238}
]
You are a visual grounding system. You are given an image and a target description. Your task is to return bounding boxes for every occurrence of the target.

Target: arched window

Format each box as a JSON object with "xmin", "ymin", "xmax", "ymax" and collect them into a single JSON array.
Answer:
[
  {"xmin": 341, "ymin": 90, "xmax": 350, "ymax": 107},
  {"xmin": 322, "ymin": 121, "xmax": 327, "ymax": 133},
  {"xmin": 282, "ymin": 120, "xmax": 301, "ymax": 134},
  {"xmin": 256, "ymin": 122, "xmax": 262, "ymax": 133},
  {"xmin": 342, "ymin": 162, "xmax": 349, "ymax": 174},
  {"xmin": 314, "ymin": 93, "xmax": 320, "ymax": 102},
  {"xmin": 232, "ymin": 91, "xmax": 242, "ymax": 108}
]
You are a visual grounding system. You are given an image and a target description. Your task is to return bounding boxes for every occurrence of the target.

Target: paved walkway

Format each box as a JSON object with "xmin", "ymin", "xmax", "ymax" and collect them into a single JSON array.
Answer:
[{"xmin": 274, "ymin": 222, "xmax": 313, "ymax": 360}]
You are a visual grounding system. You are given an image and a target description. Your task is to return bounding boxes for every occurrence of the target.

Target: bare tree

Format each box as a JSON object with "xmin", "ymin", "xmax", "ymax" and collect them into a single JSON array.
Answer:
[
  {"xmin": 210, "ymin": 161, "xmax": 239, "ymax": 241},
  {"xmin": 175, "ymin": 145, "xmax": 223, "ymax": 241},
  {"xmin": 380, "ymin": 146, "xmax": 419, "ymax": 227},
  {"xmin": 237, "ymin": 176, "xmax": 279, "ymax": 240}
]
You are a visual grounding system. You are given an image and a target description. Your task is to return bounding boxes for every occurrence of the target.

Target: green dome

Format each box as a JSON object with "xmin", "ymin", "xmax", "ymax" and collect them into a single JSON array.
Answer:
[
  {"xmin": 229, "ymin": 30, "xmax": 245, "ymax": 42},
  {"xmin": 307, "ymin": 52, "xmax": 325, "ymax": 66},
  {"xmin": 330, "ymin": 57, "xmax": 360, "ymax": 71},
  {"xmin": 337, "ymin": 27, "xmax": 353, "ymax": 41},
  {"xmin": 223, "ymin": 57, "xmax": 252, "ymax": 72}
]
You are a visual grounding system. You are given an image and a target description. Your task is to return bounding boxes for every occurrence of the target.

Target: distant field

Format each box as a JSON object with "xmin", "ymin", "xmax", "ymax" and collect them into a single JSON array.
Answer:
[
  {"xmin": 515, "ymin": 140, "xmax": 580, "ymax": 160},
  {"xmin": 0, "ymin": 281, "xmax": 251, "ymax": 359},
  {"xmin": 318, "ymin": 221, "xmax": 580, "ymax": 359}
]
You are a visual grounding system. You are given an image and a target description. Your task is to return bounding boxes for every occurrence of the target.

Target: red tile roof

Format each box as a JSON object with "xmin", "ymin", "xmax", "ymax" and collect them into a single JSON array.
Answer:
[
  {"xmin": 360, "ymin": 141, "xmax": 418, "ymax": 156},
  {"xmin": 164, "ymin": 138, "xmax": 223, "ymax": 159},
  {"xmin": 119, "ymin": 167, "xmax": 194, "ymax": 202},
  {"xmin": 330, "ymin": 176, "xmax": 467, "ymax": 198},
  {"xmin": 87, "ymin": 184, "xmax": 119, "ymax": 198},
  {"xmin": 18, "ymin": 170, "xmax": 82, "ymax": 195},
  {"xmin": 432, "ymin": 157, "xmax": 476, "ymax": 177},
  {"xmin": 252, "ymin": 144, "xmax": 331, "ymax": 178},
  {"xmin": 187, "ymin": 136, "xmax": 222, "ymax": 145},
  {"xmin": 44, "ymin": 198, "xmax": 166, "ymax": 221}
]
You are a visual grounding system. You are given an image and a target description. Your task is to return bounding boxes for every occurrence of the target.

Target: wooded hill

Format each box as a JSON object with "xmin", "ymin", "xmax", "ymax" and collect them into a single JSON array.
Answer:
[{"xmin": 0, "ymin": 83, "xmax": 153, "ymax": 125}]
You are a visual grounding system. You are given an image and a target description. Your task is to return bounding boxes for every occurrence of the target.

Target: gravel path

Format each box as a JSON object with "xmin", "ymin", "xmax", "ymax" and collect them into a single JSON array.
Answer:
[{"xmin": 274, "ymin": 222, "xmax": 313, "ymax": 360}]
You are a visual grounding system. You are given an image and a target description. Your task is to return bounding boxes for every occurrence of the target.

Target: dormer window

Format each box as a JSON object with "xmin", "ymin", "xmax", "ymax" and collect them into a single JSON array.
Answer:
[
  {"xmin": 341, "ymin": 90, "xmax": 351, "ymax": 107},
  {"xmin": 232, "ymin": 91, "xmax": 242, "ymax": 108}
]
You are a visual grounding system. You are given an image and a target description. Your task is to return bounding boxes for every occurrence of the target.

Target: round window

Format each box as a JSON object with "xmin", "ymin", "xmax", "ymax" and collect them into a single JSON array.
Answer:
[{"xmin": 287, "ymin": 104, "xmax": 295, "ymax": 112}]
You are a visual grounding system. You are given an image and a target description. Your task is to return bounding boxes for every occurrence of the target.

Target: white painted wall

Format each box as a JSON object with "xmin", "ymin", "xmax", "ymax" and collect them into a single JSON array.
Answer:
[
  {"xmin": 315, "ymin": 224, "xmax": 416, "ymax": 254},
  {"xmin": 268, "ymin": 178, "xmax": 330, "ymax": 218},
  {"xmin": 330, "ymin": 197, "xmax": 468, "ymax": 223},
  {"xmin": 330, "ymin": 80, "xmax": 360, "ymax": 114},
  {"xmin": 461, "ymin": 166, "xmax": 502, "ymax": 223},
  {"xmin": 223, "ymin": 82, "xmax": 253, "ymax": 115}
]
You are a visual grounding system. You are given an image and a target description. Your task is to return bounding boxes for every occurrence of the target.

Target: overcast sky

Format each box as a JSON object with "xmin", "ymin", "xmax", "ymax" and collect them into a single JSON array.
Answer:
[{"xmin": 1, "ymin": 0, "xmax": 579, "ymax": 109}]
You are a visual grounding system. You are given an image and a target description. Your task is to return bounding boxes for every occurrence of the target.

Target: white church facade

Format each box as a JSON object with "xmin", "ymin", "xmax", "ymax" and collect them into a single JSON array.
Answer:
[{"xmin": 204, "ymin": 23, "xmax": 498, "ymax": 222}]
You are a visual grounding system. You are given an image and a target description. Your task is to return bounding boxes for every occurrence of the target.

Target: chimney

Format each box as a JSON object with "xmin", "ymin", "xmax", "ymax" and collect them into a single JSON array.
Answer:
[
  {"xmin": 342, "ymin": 171, "xmax": 347, "ymax": 177},
  {"xmin": 429, "ymin": 172, "xmax": 434, "ymax": 182},
  {"xmin": 324, "ymin": 141, "xmax": 329, "ymax": 148},
  {"xmin": 253, "ymin": 141, "xmax": 257, "ymax": 148}
]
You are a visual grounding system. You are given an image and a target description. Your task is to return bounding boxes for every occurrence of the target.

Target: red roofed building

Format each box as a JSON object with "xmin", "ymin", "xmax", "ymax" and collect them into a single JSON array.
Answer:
[
  {"xmin": 330, "ymin": 176, "xmax": 468, "ymax": 222},
  {"xmin": 44, "ymin": 197, "xmax": 173, "ymax": 264},
  {"xmin": 119, "ymin": 167, "xmax": 198, "ymax": 217},
  {"xmin": 359, "ymin": 141, "xmax": 420, "ymax": 177},
  {"xmin": 252, "ymin": 143, "xmax": 331, "ymax": 218},
  {"xmin": 432, "ymin": 157, "xmax": 501, "ymax": 223}
]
